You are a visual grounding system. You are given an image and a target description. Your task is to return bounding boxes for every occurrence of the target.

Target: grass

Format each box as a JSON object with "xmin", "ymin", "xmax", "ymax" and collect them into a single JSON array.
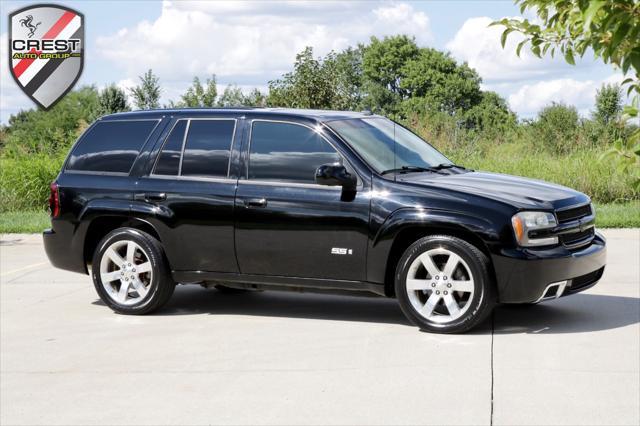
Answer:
[
  {"xmin": 1, "ymin": 202, "xmax": 638, "ymax": 234},
  {"xmin": 594, "ymin": 201, "xmax": 640, "ymax": 228},
  {"xmin": 0, "ymin": 210, "xmax": 51, "ymax": 234}
]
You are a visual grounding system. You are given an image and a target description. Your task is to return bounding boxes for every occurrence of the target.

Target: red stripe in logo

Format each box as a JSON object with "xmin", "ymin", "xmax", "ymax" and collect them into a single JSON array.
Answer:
[{"xmin": 13, "ymin": 11, "xmax": 77, "ymax": 78}]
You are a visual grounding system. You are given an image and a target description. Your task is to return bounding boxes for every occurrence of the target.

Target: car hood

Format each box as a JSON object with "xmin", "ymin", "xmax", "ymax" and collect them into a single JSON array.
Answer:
[{"xmin": 398, "ymin": 171, "xmax": 589, "ymax": 210}]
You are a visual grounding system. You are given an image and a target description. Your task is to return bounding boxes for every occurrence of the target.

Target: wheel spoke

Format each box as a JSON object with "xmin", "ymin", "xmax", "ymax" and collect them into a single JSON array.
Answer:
[
  {"xmin": 118, "ymin": 280, "xmax": 130, "ymax": 302},
  {"xmin": 419, "ymin": 293, "xmax": 440, "ymax": 318},
  {"xmin": 444, "ymin": 294, "xmax": 461, "ymax": 317},
  {"xmin": 407, "ymin": 279, "xmax": 431, "ymax": 291},
  {"xmin": 101, "ymin": 270, "xmax": 121, "ymax": 283},
  {"xmin": 442, "ymin": 253, "xmax": 461, "ymax": 278},
  {"xmin": 105, "ymin": 248, "xmax": 125, "ymax": 267},
  {"xmin": 418, "ymin": 253, "xmax": 441, "ymax": 278},
  {"xmin": 451, "ymin": 279, "xmax": 473, "ymax": 293},
  {"xmin": 131, "ymin": 277, "xmax": 148, "ymax": 298},
  {"xmin": 126, "ymin": 242, "xmax": 136, "ymax": 264},
  {"xmin": 136, "ymin": 261, "xmax": 152, "ymax": 274}
]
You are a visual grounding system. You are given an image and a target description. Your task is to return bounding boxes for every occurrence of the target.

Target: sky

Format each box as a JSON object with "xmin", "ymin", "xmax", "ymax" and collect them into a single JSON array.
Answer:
[{"xmin": 0, "ymin": 0, "xmax": 626, "ymax": 124}]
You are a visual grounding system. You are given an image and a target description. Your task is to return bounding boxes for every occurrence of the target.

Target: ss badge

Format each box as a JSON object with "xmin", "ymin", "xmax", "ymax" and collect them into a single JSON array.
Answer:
[{"xmin": 331, "ymin": 247, "xmax": 353, "ymax": 255}]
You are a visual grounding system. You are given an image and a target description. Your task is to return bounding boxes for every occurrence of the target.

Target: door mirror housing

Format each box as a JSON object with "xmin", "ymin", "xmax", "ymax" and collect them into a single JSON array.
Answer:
[{"xmin": 315, "ymin": 164, "xmax": 357, "ymax": 191}]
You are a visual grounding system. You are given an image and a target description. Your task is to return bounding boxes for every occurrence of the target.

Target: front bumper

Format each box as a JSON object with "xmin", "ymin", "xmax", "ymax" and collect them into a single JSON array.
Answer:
[{"xmin": 492, "ymin": 231, "xmax": 606, "ymax": 303}]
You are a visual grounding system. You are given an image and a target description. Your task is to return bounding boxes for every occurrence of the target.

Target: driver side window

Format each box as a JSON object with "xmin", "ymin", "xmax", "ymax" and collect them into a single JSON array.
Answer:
[{"xmin": 248, "ymin": 121, "xmax": 341, "ymax": 184}]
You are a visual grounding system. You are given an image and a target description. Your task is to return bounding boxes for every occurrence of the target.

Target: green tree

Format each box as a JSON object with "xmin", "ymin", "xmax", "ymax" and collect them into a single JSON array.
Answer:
[
  {"xmin": 268, "ymin": 47, "xmax": 336, "ymax": 108},
  {"xmin": 244, "ymin": 88, "xmax": 267, "ymax": 107},
  {"xmin": 181, "ymin": 75, "xmax": 217, "ymax": 107},
  {"xmin": 461, "ymin": 91, "xmax": 517, "ymax": 134},
  {"xmin": 532, "ymin": 102, "xmax": 580, "ymax": 153},
  {"xmin": 361, "ymin": 35, "xmax": 491, "ymax": 119},
  {"xmin": 130, "ymin": 69, "xmax": 161, "ymax": 110},
  {"xmin": 1, "ymin": 86, "xmax": 100, "ymax": 157},
  {"xmin": 593, "ymin": 83, "xmax": 623, "ymax": 125},
  {"xmin": 98, "ymin": 84, "xmax": 130, "ymax": 116},
  {"xmin": 400, "ymin": 48, "xmax": 482, "ymax": 116},
  {"xmin": 493, "ymin": 0, "xmax": 640, "ymax": 190},
  {"xmin": 332, "ymin": 47, "xmax": 365, "ymax": 110},
  {"xmin": 217, "ymin": 84, "xmax": 245, "ymax": 107},
  {"xmin": 362, "ymin": 35, "xmax": 419, "ymax": 114}
]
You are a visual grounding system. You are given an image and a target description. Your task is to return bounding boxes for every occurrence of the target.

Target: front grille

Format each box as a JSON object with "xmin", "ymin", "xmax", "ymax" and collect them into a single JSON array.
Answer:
[
  {"xmin": 560, "ymin": 227, "xmax": 595, "ymax": 246},
  {"xmin": 567, "ymin": 267, "xmax": 604, "ymax": 293},
  {"xmin": 556, "ymin": 203, "xmax": 592, "ymax": 223}
]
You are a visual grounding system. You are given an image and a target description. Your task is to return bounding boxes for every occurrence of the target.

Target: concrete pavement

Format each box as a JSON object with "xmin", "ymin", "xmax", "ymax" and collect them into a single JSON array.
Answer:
[{"xmin": 1, "ymin": 229, "xmax": 638, "ymax": 425}]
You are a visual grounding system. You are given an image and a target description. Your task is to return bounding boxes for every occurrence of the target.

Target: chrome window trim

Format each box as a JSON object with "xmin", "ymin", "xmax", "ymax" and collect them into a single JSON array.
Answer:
[
  {"xmin": 65, "ymin": 118, "xmax": 161, "ymax": 175},
  {"xmin": 246, "ymin": 118, "xmax": 360, "ymax": 189},
  {"xmin": 148, "ymin": 174, "xmax": 236, "ymax": 184},
  {"xmin": 63, "ymin": 170, "xmax": 130, "ymax": 177},
  {"xmin": 151, "ymin": 117, "xmax": 237, "ymax": 180},
  {"xmin": 238, "ymin": 179, "xmax": 342, "ymax": 190}
]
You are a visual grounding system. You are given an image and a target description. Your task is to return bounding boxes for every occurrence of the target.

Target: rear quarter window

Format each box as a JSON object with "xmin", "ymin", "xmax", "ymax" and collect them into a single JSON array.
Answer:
[{"xmin": 66, "ymin": 120, "xmax": 159, "ymax": 173}]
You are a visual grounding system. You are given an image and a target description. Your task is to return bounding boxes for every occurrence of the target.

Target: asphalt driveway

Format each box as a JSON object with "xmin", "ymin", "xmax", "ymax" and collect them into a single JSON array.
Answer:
[{"xmin": 1, "ymin": 229, "xmax": 638, "ymax": 425}]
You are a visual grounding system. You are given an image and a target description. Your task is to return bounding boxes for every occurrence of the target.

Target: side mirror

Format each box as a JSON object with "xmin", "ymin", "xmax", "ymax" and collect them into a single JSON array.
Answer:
[{"xmin": 315, "ymin": 163, "xmax": 357, "ymax": 191}]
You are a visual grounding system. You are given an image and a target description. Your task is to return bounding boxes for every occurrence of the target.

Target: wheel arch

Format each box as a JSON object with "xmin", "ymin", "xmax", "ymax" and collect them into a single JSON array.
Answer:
[
  {"xmin": 371, "ymin": 208, "xmax": 499, "ymax": 297},
  {"xmin": 83, "ymin": 215, "xmax": 162, "ymax": 268}
]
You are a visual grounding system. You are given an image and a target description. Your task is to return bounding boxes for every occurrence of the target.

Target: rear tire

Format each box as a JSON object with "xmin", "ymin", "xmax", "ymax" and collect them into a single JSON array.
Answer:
[
  {"xmin": 91, "ymin": 228, "xmax": 175, "ymax": 315},
  {"xmin": 395, "ymin": 235, "xmax": 495, "ymax": 333}
]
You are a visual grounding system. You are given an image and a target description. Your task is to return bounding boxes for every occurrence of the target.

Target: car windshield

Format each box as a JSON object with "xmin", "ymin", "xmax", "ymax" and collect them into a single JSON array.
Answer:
[{"xmin": 327, "ymin": 117, "xmax": 451, "ymax": 174}]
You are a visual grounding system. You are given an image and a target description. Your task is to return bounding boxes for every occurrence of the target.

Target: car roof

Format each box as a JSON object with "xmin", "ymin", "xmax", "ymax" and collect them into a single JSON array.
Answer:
[{"xmin": 101, "ymin": 108, "xmax": 374, "ymax": 123}]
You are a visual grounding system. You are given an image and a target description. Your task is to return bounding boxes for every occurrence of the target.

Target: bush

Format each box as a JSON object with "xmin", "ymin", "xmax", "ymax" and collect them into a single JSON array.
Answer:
[
  {"xmin": 0, "ymin": 155, "xmax": 64, "ymax": 212},
  {"xmin": 410, "ymin": 111, "xmax": 638, "ymax": 203},
  {"xmin": 1, "ymin": 86, "xmax": 98, "ymax": 157},
  {"xmin": 530, "ymin": 102, "xmax": 580, "ymax": 153}
]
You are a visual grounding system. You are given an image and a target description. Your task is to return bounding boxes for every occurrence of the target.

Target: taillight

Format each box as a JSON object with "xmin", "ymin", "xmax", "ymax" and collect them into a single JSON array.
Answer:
[{"xmin": 49, "ymin": 182, "xmax": 60, "ymax": 217}]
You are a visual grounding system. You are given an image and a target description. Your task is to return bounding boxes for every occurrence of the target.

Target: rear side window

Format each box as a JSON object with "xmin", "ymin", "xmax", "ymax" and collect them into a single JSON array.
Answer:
[
  {"xmin": 67, "ymin": 120, "xmax": 158, "ymax": 173},
  {"xmin": 181, "ymin": 120, "xmax": 235, "ymax": 177},
  {"xmin": 249, "ymin": 121, "xmax": 340, "ymax": 183},
  {"xmin": 154, "ymin": 119, "xmax": 235, "ymax": 178}
]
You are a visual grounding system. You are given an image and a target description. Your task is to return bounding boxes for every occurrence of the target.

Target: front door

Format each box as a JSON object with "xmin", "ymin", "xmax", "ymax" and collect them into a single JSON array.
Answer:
[{"xmin": 234, "ymin": 120, "xmax": 370, "ymax": 281}]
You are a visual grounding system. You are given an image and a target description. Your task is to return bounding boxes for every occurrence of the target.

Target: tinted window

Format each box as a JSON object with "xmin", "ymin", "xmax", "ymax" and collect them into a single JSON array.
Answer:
[
  {"xmin": 249, "ymin": 121, "xmax": 340, "ymax": 183},
  {"xmin": 154, "ymin": 120, "xmax": 187, "ymax": 176},
  {"xmin": 181, "ymin": 120, "xmax": 235, "ymax": 178},
  {"xmin": 67, "ymin": 120, "xmax": 157, "ymax": 173}
]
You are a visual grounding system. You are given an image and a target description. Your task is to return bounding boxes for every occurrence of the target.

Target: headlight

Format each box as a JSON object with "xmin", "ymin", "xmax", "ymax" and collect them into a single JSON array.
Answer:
[{"xmin": 511, "ymin": 211, "xmax": 558, "ymax": 247}]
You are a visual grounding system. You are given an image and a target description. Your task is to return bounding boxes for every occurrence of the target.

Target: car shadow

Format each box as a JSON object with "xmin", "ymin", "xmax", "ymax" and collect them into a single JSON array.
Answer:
[
  {"xmin": 93, "ymin": 286, "xmax": 640, "ymax": 334},
  {"xmin": 159, "ymin": 285, "xmax": 411, "ymax": 326},
  {"xmin": 493, "ymin": 293, "xmax": 640, "ymax": 334}
]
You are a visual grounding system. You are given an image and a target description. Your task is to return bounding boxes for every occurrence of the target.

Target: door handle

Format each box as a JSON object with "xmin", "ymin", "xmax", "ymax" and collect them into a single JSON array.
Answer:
[
  {"xmin": 244, "ymin": 198, "xmax": 267, "ymax": 208},
  {"xmin": 135, "ymin": 192, "xmax": 166, "ymax": 202}
]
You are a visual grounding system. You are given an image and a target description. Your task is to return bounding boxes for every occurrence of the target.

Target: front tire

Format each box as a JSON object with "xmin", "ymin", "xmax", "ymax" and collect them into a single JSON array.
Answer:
[
  {"xmin": 91, "ymin": 228, "xmax": 175, "ymax": 315},
  {"xmin": 395, "ymin": 235, "xmax": 495, "ymax": 333}
]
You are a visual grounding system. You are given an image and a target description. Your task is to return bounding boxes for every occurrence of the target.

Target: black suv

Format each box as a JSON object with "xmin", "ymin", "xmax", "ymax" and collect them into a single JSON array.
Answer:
[{"xmin": 43, "ymin": 108, "xmax": 606, "ymax": 333}]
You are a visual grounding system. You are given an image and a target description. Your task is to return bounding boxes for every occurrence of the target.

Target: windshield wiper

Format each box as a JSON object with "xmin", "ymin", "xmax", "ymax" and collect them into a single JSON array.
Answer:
[
  {"xmin": 380, "ymin": 166, "xmax": 434, "ymax": 175},
  {"xmin": 430, "ymin": 163, "xmax": 467, "ymax": 170},
  {"xmin": 380, "ymin": 163, "xmax": 470, "ymax": 176}
]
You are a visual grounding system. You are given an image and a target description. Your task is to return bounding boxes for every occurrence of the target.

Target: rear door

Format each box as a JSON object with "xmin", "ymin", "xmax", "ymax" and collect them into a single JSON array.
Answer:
[
  {"xmin": 234, "ymin": 119, "xmax": 370, "ymax": 281},
  {"xmin": 135, "ymin": 116, "xmax": 239, "ymax": 273}
]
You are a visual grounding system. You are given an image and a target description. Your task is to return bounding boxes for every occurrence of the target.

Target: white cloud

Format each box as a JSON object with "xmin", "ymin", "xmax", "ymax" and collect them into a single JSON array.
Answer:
[
  {"xmin": 0, "ymin": 32, "xmax": 35, "ymax": 121},
  {"xmin": 446, "ymin": 16, "xmax": 567, "ymax": 82},
  {"xmin": 96, "ymin": 1, "xmax": 431, "ymax": 84},
  {"xmin": 506, "ymin": 74, "xmax": 625, "ymax": 117}
]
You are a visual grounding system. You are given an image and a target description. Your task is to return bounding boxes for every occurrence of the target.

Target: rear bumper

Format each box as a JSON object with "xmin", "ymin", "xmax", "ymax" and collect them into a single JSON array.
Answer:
[
  {"xmin": 43, "ymin": 226, "xmax": 87, "ymax": 274},
  {"xmin": 492, "ymin": 232, "xmax": 606, "ymax": 303}
]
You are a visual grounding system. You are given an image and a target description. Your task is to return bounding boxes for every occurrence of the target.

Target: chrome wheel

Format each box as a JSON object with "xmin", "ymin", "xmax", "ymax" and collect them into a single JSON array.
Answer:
[
  {"xmin": 405, "ymin": 247, "xmax": 475, "ymax": 324},
  {"xmin": 99, "ymin": 240, "xmax": 153, "ymax": 306}
]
